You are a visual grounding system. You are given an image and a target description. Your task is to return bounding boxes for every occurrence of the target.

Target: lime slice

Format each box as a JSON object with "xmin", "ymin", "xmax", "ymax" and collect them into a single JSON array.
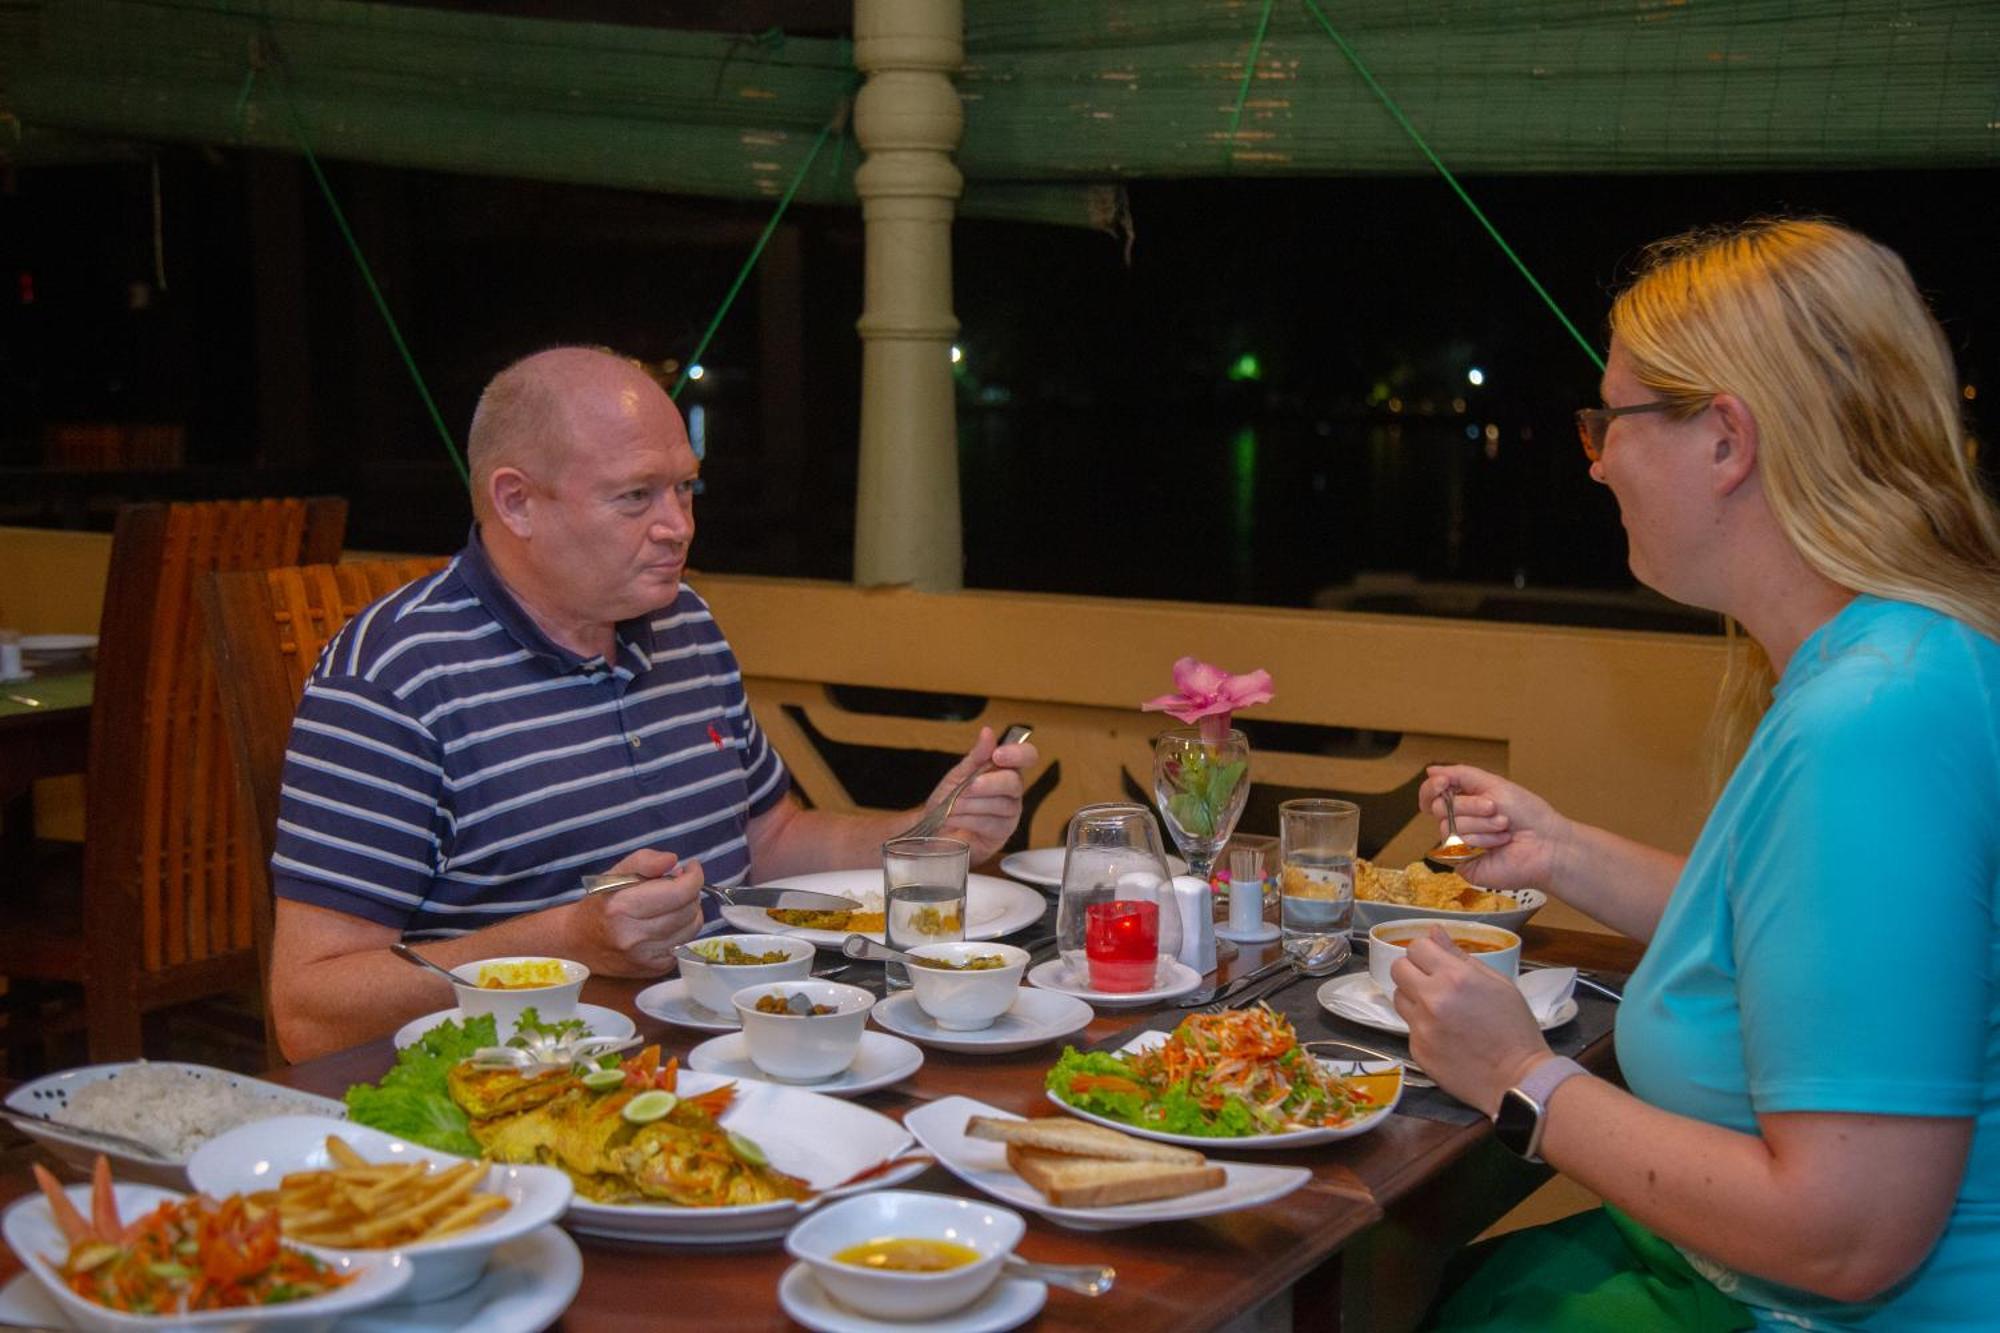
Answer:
[
  {"xmin": 581, "ymin": 1068, "xmax": 626, "ymax": 1090},
  {"xmin": 621, "ymin": 1090, "xmax": 679, "ymax": 1124},
  {"xmin": 727, "ymin": 1130, "xmax": 768, "ymax": 1166}
]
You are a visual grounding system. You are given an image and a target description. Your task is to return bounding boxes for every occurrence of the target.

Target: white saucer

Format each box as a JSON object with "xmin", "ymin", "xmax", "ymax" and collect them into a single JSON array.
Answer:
[
  {"xmin": 18, "ymin": 633, "xmax": 97, "ymax": 655},
  {"xmin": 778, "ymin": 1262, "xmax": 1046, "ymax": 1333},
  {"xmin": 633, "ymin": 977, "xmax": 741, "ymax": 1031},
  {"xmin": 1316, "ymin": 973, "xmax": 1579, "ymax": 1035},
  {"xmin": 999, "ymin": 845, "xmax": 1187, "ymax": 888},
  {"xmin": 1025, "ymin": 957, "xmax": 1203, "ymax": 1007},
  {"xmin": 1216, "ymin": 920, "xmax": 1280, "ymax": 943},
  {"xmin": 871, "ymin": 988, "xmax": 1094, "ymax": 1054},
  {"xmin": 392, "ymin": 1002, "xmax": 635, "ymax": 1049},
  {"xmin": 0, "ymin": 670, "xmax": 33, "ymax": 685},
  {"xmin": 687, "ymin": 1030, "xmax": 923, "ymax": 1097}
]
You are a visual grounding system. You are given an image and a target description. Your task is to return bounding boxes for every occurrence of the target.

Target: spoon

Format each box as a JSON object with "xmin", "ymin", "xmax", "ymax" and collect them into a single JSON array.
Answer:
[
  {"xmin": 390, "ymin": 941, "xmax": 463, "ymax": 988},
  {"xmin": 2, "ymin": 1110, "xmax": 174, "ymax": 1162},
  {"xmin": 1424, "ymin": 786, "xmax": 1486, "ymax": 870},
  {"xmin": 1222, "ymin": 934, "xmax": 1348, "ymax": 1010},
  {"xmin": 840, "ymin": 934, "xmax": 920, "ymax": 969},
  {"xmin": 1005, "ymin": 1255, "xmax": 1115, "ymax": 1297},
  {"xmin": 578, "ymin": 875, "xmax": 860, "ymax": 914}
]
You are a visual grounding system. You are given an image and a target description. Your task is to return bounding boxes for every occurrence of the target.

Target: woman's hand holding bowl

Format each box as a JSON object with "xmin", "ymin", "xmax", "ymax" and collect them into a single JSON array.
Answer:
[{"xmin": 1390, "ymin": 926, "xmax": 1554, "ymax": 1117}]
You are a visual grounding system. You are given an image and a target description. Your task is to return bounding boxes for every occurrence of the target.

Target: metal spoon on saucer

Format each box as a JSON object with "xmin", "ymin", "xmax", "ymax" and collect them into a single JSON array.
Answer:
[
  {"xmin": 1004, "ymin": 1256, "xmax": 1115, "ymax": 1296},
  {"xmin": 1423, "ymin": 786, "xmax": 1486, "ymax": 872},
  {"xmin": 840, "ymin": 935, "xmax": 921, "ymax": 969}
]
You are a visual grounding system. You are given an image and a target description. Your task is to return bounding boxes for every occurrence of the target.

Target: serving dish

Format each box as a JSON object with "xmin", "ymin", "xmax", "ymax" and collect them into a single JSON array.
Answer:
[
  {"xmin": 1353, "ymin": 887, "xmax": 1546, "ymax": 934},
  {"xmin": 187, "ymin": 1115, "xmax": 572, "ymax": 1304},
  {"xmin": 2, "ymin": 1180, "xmax": 411, "ymax": 1331},
  {"xmin": 5, "ymin": 1062, "xmax": 346, "ymax": 1189},
  {"xmin": 719, "ymin": 871, "xmax": 1043, "ymax": 947},
  {"xmin": 1046, "ymin": 1029, "xmax": 1402, "ymax": 1149},
  {"xmin": 905, "ymin": 1096, "xmax": 1310, "ymax": 1231},
  {"xmin": 558, "ymin": 1069, "xmax": 926, "ymax": 1243},
  {"xmin": 390, "ymin": 1003, "xmax": 634, "ymax": 1051}
]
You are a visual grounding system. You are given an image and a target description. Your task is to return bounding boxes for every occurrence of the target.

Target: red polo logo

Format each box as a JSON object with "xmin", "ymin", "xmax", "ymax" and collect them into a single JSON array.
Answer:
[{"xmin": 708, "ymin": 724, "xmax": 726, "ymax": 748}]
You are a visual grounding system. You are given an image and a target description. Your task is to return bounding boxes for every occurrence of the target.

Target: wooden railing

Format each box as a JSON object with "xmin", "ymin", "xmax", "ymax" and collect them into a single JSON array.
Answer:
[{"xmin": 0, "ymin": 528, "xmax": 1730, "ymax": 932}]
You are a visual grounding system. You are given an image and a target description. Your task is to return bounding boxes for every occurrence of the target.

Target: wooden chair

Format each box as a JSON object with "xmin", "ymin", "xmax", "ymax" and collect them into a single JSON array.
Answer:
[
  {"xmin": 0, "ymin": 499, "xmax": 347, "ymax": 1064},
  {"xmin": 203, "ymin": 556, "xmax": 451, "ymax": 1062}
]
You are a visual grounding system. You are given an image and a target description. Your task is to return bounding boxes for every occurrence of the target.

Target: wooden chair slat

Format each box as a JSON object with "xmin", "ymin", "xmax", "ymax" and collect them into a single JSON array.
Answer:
[{"xmin": 204, "ymin": 555, "xmax": 449, "ymax": 1066}]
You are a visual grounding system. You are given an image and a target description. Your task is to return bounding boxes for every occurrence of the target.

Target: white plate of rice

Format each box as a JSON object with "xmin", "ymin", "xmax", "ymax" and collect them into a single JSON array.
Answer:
[{"xmin": 4, "ymin": 1061, "xmax": 345, "ymax": 1188}]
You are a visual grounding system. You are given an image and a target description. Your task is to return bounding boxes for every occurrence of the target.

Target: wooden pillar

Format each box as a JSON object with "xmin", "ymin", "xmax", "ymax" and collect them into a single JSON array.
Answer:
[{"xmin": 851, "ymin": 0, "xmax": 964, "ymax": 591}]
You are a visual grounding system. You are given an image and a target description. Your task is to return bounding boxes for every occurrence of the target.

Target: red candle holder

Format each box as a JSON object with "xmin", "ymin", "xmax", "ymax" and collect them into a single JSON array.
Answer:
[{"xmin": 1085, "ymin": 899, "xmax": 1159, "ymax": 992}]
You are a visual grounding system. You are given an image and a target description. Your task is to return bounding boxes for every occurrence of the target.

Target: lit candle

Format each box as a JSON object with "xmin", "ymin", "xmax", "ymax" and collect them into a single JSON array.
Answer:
[{"xmin": 1085, "ymin": 899, "xmax": 1159, "ymax": 992}]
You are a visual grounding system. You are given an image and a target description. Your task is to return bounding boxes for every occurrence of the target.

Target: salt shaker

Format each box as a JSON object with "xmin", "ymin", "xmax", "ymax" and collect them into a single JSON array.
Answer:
[
  {"xmin": 1171, "ymin": 874, "xmax": 1218, "ymax": 976},
  {"xmin": 0, "ymin": 628, "xmax": 22, "ymax": 683}
]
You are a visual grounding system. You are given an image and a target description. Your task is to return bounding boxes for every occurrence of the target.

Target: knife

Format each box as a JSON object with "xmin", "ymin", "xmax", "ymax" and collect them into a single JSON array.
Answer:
[{"xmin": 578, "ymin": 874, "xmax": 862, "ymax": 914}]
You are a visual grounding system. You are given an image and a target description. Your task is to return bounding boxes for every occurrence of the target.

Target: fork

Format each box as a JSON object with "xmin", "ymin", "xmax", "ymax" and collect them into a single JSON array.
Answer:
[{"xmin": 892, "ymin": 723, "xmax": 1033, "ymax": 840}]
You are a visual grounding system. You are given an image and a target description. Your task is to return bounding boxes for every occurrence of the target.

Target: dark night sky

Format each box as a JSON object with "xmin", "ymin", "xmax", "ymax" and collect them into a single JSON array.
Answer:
[{"xmin": 2, "ymin": 157, "xmax": 1992, "ymax": 628}]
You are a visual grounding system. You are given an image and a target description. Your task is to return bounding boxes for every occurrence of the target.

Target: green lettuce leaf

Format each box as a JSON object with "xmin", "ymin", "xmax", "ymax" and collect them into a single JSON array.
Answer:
[{"xmin": 343, "ymin": 1012, "xmax": 496, "ymax": 1156}]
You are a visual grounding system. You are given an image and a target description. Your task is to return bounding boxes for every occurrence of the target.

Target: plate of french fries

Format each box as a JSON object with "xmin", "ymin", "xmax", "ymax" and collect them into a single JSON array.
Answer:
[{"xmin": 186, "ymin": 1115, "xmax": 572, "ymax": 1303}]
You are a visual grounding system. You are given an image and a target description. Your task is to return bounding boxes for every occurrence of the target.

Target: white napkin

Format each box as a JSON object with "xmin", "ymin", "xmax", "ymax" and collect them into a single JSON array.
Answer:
[{"xmin": 1517, "ymin": 966, "xmax": 1577, "ymax": 1023}]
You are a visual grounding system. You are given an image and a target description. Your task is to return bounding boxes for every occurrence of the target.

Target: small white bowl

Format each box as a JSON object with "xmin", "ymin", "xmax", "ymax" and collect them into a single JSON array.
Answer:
[
  {"xmin": 187, "ymin": 1114, "xmax": 572, "ymax": 1303},
  {"xmin": 731, "ymin": 980, "xmax": 874, "ymax": 1083},
  {"xmin": 1368, "ymin": 918, "xmax": 1521, "ymax": 1000},
  {"xmin": 675, "ymin": 934, "xmax": 815, "ymax": 1014},
  {"xmin": 785, "ymin": 1190, "xmax": 1023, "ymax": 1321},
  {"xmin": 3, "ymin": 1179, "xmax": 413, "ymax": 1331},
  {"xmin": 447, "ymin": 955, "xmax": 587, "ymax": 1029},
  {"xmin": 904, "ymin": 942, "xmax": 1030, "ymax": 1031}
]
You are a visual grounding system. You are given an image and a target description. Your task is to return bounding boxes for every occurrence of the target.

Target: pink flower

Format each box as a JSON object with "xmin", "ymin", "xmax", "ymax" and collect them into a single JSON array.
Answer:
[{"xmin": 1141, "ymin": 657, "xmax": 1274, "ymax": 741}]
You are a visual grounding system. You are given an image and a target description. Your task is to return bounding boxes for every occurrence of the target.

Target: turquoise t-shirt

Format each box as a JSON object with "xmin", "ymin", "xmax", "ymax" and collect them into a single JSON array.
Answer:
[{"xmin": 1616, "ymin": 596, "xmax": 2000, "ymax": 1330}]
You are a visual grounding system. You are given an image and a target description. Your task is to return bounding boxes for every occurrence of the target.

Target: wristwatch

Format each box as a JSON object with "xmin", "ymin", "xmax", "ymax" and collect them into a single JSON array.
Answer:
[{"xmin": 1493, "ymin": 1055, "xmax": 1587, "ymax": 1163}]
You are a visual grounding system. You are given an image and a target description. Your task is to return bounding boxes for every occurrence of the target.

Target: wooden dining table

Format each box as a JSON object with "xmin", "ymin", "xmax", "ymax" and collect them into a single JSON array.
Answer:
[
  {"xmin": 0, "ymin": 919, "xmax": 1640, "ymax": 1332},
  {"xmin": 0, "ymin": 923, "xmax": 1641, "ymax": 1332},
  {"xmin": 0, "ymin": 665, "xmax": 92, "ymax": 892}
]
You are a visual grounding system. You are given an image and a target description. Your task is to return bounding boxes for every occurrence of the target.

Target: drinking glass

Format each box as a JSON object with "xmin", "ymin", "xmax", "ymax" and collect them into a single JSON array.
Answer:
[
  {"xmin": 1279, "ymin": 798, "xmax": 1358, "ymax": 965},
  {"xmin": 882, "ymin": 836, "xmax": 971, "ymax": 989},
  {"xmin": 1152, "ymin": 727, "xmax": 1250, "ymax": 884},
  {"xmin": 1055, "ymin": 803, "xmax": 1179, "ymax": 988}
]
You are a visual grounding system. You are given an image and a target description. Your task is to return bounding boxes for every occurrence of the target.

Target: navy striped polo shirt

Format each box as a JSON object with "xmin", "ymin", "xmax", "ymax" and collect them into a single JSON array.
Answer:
[{"xmin": 271, "ymin": 535, "xmax": 790, "ymax": 939}]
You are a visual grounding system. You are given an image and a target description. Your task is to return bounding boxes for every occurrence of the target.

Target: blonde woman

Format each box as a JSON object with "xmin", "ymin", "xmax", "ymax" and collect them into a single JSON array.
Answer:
[{"xmin": 1400, "ymin": 219, "xmax": 1999, "ymax": 1330}]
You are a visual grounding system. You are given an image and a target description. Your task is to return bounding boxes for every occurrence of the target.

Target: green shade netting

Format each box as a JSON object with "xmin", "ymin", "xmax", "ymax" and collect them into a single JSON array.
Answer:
[{"xmin": 4, "ymin": 0, "xmax": 1993, "ymax": 222}]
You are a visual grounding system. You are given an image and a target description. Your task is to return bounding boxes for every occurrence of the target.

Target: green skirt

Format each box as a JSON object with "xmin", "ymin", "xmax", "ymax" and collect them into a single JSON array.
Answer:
[{"xmin": 1426, "ymin": 1204, "xmax": 1756, "ymax": 1332}]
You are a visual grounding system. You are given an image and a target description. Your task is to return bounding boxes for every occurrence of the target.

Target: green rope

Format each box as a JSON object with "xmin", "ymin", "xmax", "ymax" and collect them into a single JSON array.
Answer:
[
  {"xmin": 671, "ymin": 87, "xmax": 858, "ymax": 401},
  {"xmin": 1298, "ymin": 0, "xmax": 1605, "ymax": 372},
  {"xmin": 1225, "ymin": 0, "xmax": 1279, "ymax": 168}
]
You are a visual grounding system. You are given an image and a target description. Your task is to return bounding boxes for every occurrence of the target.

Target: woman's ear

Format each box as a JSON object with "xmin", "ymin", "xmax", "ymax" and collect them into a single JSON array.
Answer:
[
  {"xmin": 1708, "ymin": 394, "xmax": 1759, "ymax": 497},
  {"xmin": 488, "ymin": 467, "xmax": 535, "ymax": 537}
]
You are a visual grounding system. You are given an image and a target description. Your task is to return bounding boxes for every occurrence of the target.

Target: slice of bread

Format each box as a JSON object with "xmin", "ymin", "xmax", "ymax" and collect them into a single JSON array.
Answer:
[
  {"xmin": 1005, "ymin": 1145, "xmax": 1226, "ymax": 1207},
  {"xmin": 964, "ymin": 1115, "xmax": 1205, "ymax": 1164}
]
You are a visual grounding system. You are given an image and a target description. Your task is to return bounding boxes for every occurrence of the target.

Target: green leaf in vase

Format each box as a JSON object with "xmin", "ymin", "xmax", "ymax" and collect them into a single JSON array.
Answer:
[{"xmin": 1168, "ymin": 790, "xmax": 1215, "ymax": 837}]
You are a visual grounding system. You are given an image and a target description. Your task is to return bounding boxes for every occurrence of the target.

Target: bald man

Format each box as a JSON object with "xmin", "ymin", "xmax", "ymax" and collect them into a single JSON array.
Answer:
[{"xmin": 268, "ymin": 348, "xmax": 1037, "ymax": 1060}]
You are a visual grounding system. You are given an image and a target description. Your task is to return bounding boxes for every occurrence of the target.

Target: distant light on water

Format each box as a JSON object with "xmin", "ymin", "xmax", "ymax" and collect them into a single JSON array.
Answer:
[
  {"xmin": 687, "ymin": 363, "xmax": 706, "ymax": 381},
  {"xmin": 951, "ymin": 345, "xmax": 964, "ymax": 365},
  {"xmin": 1467, "ymin": 367, "xmax": 1486, "ymax": 386},
  {"xmin": 1227, "ymin": 353, "xmax": 1263, "ymax": 383},
  {"xmin": 689, "ymin": 405, "xmax": 707, "ymax": 459}
]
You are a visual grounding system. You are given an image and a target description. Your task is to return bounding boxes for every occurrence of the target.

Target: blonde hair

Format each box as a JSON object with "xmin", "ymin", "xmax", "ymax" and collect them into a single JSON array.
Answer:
[{"xmin": 1609, "ymin": 219, "xmax": 2000, "ymax": 775}]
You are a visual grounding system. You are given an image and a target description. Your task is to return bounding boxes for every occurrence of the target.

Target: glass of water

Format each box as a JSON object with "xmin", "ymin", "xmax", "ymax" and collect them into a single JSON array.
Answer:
[
  {"xmin": 1279, "ymin": 798, "xmax": 1359, "ymax": 966},
  {"xmin": 881, "ymin": 836, "xmax": 971, "ymax": 989}
]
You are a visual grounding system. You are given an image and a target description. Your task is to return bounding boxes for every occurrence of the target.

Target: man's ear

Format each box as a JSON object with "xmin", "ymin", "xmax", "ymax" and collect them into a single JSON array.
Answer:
[
  {"xmin": 1708, "ymin": 393, "xmax": 1759, "ymax": 497},
  {"xmin": 489, "ymin": 467, "xmax": 535, "ymax": 537}
]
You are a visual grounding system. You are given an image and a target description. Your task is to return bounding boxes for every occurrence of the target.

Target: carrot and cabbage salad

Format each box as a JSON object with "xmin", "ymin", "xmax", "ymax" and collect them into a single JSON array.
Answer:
[
  {"xmin": 34, "ymin": 1158, "xmax": 353, "ymax": 1315},
  {"xmin": 1046, "ymin": 1007, "xmax": 1395, "ymax": 1137}
]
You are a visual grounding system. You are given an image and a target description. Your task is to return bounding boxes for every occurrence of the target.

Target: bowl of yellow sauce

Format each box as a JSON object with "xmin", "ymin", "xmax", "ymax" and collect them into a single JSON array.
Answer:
[
  {"xmin": 786, "ymin": 1190, "xmax": 1024, "ymax": 1319},
  {"xmin": 447, "ymin": 955, "xmax": 588, "ymax": 1027}
]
